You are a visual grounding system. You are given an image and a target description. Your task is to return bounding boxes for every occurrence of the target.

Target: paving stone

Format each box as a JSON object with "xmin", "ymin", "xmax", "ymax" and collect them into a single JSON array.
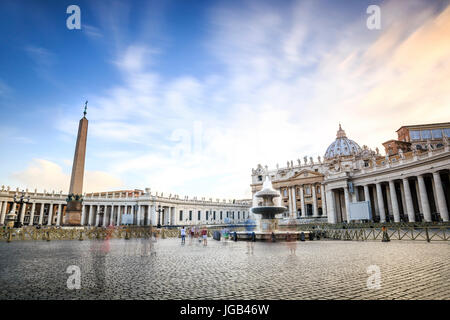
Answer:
[{"xmin": 0, "ymin": 238, "xmax": 448, "ymax": 299}]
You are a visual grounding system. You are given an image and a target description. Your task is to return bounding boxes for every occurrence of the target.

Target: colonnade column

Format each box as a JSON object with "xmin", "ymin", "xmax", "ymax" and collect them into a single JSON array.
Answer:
[
  {"xmin": 417, "ymin": 175, "xmax": 432, "ymax": 222},
  {"xmin": 312, "ymin": 184, "xmax": 318, "ymax": 217},
  {"xmin": 102, "ymin": 206, "xmax": 108, "ymax": 227},
  {"xmin": 300, "ymin": 186, "xmax": 306, "ymax": 217},
  {"xmin": 20, "ymin": 203, "xmax": 26, "ymax": 224},
  {"xmin": 326, "ymin": 189, "xmax": 336, "ymax": 224},
  {"xmin": 116, "ymin": 205, "xmax": 121, "ymax": 226},
  {"xmin": 137, "ymin": 205, "xmax": 141, "ymax": 226},
  {"xmin": 433, "ymin": 172, "xmax": 449, "ymax": 222},
  {"xmin": 388, "ymin": 180, "xmax": 400, "ymax": 222},
  {"xmin": 343, "ymin": 186, "xmax": 351, "ymax": 222},
  {"xmin": 88, "ymin": 205, "xmax": 94, "ymax": 226},
  {"xmin": 39, "ymin": 204, "xmax": 44, "ymax": 225},
  {"xmin": 95, "ymin": 206, "xmax": 100, "ymax": 226},
  {"xmin": 375, "ymin": 183, "xmax": 386, "ymax": 223},
  {"xmin": 47, "ymin": 204, "xmax": 53, "ymax": 226},
  {"xmin": 56, "ymin": 204, "xmax": 62, "ymax": 226},
  {"xmin": 29, "ymin": 202, "xmax": 36, "ymax": 226},
  {"xmin": 80, "ymin": 205, "xmax": 86, "ymax": 225},
  {"xmin": 402, "ymin": 178, "xmax": 415, "ymax": 222},
  {"xmin": 0, "ymin": 201, "xmax": 7, "ymax": 224}
]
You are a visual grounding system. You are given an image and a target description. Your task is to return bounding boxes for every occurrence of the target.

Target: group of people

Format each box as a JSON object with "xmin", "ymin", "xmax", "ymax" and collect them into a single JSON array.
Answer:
[{"xmin": 180, "ymin": 226, "xmax": 208, "ymax": 246}]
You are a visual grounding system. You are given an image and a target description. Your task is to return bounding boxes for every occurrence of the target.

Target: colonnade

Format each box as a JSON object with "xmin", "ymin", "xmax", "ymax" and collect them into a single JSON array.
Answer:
[{"xmin": 326, "ymin": 170, "xmax": 449, "ymax": 223}]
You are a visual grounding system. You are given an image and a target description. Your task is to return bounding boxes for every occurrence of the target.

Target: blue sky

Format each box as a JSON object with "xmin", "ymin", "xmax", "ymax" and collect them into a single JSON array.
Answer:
[{"xmin": 0, "ymin": 0, "xmax": 449, "ymax": 198}]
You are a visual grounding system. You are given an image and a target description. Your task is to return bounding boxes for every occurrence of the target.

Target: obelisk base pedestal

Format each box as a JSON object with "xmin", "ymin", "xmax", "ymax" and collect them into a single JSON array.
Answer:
[{"xmin": 64, "ymin": 201, "xmax": 82, "ymax": 226}]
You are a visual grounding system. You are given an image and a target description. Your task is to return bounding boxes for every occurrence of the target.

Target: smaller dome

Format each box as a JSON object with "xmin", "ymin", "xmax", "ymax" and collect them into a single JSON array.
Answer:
[{"xmin": 324, "ymin": 124, "xmax": 362, "ymax": 159}]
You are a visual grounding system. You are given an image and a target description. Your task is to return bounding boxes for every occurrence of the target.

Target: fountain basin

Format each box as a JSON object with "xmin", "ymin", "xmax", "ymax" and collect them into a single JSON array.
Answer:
[{"xmin": 251, "ymin": 206, "xmax": 286, "ymax": 219}]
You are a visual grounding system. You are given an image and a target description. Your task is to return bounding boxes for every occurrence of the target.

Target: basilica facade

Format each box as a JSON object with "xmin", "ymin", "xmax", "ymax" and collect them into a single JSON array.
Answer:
[{"xmin": 251, "ymin": 123, "xmax": 450, "ymax": 224}]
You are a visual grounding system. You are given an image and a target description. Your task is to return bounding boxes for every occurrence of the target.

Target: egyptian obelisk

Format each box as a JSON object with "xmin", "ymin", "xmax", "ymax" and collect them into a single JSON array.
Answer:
[{"xmin": 64, "ymin": 101, "xmax": 89, "ymax": 226}]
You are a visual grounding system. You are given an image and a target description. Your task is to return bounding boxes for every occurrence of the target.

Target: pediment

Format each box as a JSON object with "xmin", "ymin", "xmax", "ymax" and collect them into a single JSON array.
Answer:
[{"xmin": 290, "ymin": 169, "xmax": 324, "ymax": 179}]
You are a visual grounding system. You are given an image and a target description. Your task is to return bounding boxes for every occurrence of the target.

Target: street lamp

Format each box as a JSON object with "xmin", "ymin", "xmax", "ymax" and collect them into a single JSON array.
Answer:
[
  {"xmin": 155, "ymin": 206, "xmax": 163, "ymax": 228},
  {"xmin": 13, "ymin": 190, "xmax": 30, "ymax": 228}
]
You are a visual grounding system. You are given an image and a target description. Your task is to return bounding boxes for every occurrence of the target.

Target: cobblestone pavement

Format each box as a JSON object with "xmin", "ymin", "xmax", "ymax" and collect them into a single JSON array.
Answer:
[{"xmin": 0, "ymin": 238, "xmax": 448, "ymax": 300}]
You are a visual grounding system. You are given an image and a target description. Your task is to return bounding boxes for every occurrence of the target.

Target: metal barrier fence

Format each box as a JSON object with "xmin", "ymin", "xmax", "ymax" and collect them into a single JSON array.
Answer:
[{"xmin": 0, "ymin": 225, "xmax": 250, "ymax": 242}]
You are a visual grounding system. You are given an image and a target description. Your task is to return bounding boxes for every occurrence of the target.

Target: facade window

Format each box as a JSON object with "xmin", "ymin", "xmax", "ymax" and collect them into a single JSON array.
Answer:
[
  {"xmin": 179, "ymin": 210, "xmax": 183, "ymax": 221},
  {"xmin": 305, "ymin": 186, "xmax": 311, "ymax": 195},
  {"xmin": 238, "ymin": 211, "xmax": 240, "ymax": 220},
  {"xmin": 432, "ymin": 129, "xmax": 442, "ymax": 139},
  {"xmin": 283, "ymin": 189, "xmax": 287, "ymax": 197},
  {"xmin": 410, "ymin": 130, "xmax": 420, "ymax": 140},
  {"xmin": 220, "ymin": 211, "xmax": 223, "ymax": 219},
  {"xmin": 364, "ymin": 160, "xmax": 369, "ymax": 167},
  {"xmin": 189, "ymin": 210, "xmax": 192, "ymax": 221},
  {"xmin": 206, "ymin": 211, "xmax": 209, "ymax": 220},
  {"xmin": 213, "ymin": 211, "xmax": 216, "ymax": 220},
  {"xmin": 421, "ymin": 130, "xmax": 431, "ymax": 140},
  {"xmin": 317, "ymin": 186, "xmax": 321, "ymax": 194},
  {"xmin": 227, "ymin": 211, "xmax": 229, "ymax": 218},
  {"xmin": 198, "ymin": 211, "xmax": 201, "ymax": 220},
  {"xmin": 232, "ymin": 212, "xmax": 235, "ymax": 219},
  {"xmin": 258, "ymin": 175, "xmax": 262, "ymax": 181}
]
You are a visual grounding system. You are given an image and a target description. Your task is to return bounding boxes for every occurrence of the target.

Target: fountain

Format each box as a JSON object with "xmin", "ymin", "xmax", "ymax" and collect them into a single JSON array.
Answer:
[{"xmin": 236, "ymin": 175, "xmax": 310, "ymax": 241}]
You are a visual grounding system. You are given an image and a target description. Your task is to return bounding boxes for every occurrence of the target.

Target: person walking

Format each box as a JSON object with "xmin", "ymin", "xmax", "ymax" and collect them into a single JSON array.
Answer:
[
  {"xmin": 202, "ymin": 227, "xmax": 208, "ymax": 246},
  {"xmin": 180, "ymin": 226, "xmax": 186, "ymax": 244}
]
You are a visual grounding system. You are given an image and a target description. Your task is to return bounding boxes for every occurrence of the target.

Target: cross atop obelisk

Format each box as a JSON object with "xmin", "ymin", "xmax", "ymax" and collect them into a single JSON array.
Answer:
[{"xmin": 65, "ymin": 102, "xmax": 89, "ymax": 225}]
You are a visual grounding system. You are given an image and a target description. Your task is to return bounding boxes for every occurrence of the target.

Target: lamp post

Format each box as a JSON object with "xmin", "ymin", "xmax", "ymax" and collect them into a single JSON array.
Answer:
[
  {"xmin": 13, "ymin": 190, "xmax": 30, "ymax": 228},
  {"xmin": 156, "ymin": 206, "xmax": 163, "ymax": 228}
]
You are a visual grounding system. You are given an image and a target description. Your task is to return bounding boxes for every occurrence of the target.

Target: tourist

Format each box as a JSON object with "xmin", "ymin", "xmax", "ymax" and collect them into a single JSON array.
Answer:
[
  {"xmin": 180, "ymin": 226, "xmax": 186, "ymax": 244},
  {"xmin": 202, "ymin": 227, "xmax": 208, "ymax": 246}
]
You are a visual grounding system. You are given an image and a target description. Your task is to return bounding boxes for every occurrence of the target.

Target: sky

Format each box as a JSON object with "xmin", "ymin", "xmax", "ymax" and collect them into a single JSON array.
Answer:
[{"xmin": 0, "ymin": 0, "xmax": 449, "ymax": 199}]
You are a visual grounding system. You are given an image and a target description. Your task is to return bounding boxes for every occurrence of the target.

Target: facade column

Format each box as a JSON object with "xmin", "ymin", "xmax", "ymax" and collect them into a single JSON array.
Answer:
[
  {"xmin": 47, "ymin": 204, "xmax": 53, "ymax": 226},
  {"xmin": 116, "ymin": 205, "xmax": 121, "ymax": 226},
  {"xmin": 402, "ymin": 178, "xmax": 416, "ymax": 222},
  {"xmin": 312, "ymin": 184, "xmax": 318, "ymax": 217},
  {"xmin": 20, "ymin": 203, "xmax": 27, "ymax": 224},
  {"xmin": 38, "ymin": 203, "xmax": 44, "ymax": 225},
  {"xmin": 28, "ymin": 202, "xmax": 36, "ymax": 226},
  {"xmin": 433, "ymin": 172, "xmax": 449, "ymax": 222},
  {"xmin": 388, "ymin": 181, "xmax": 400, "ymax": 222},
  {"xmin": 417, "ymin": 175, "xmax": 432, "ymax": 222},
  {"xmin": 0, "ymin": 201, "xmax": 7, "ymax": 224},
  {"xmin": 287, "ymin": 187, "xmax": 292, "ymax": 217},
  {"xmin": 300, "ymin": 185, "xmax": 306, "ymax": 217},
  {"xmin": 375, "ymin": 183, "xmax": 386, "ymax": 223},
  {"xmin": 326, "ymin": 189, "xmax": 336, "ymax": 224},
  {"xmin": 321, "ymin": 184, "xmax": 327, "ymax": 216},
  {"xmin": 343, "ymin": 186, "xmax": 351, "ymax": 222},
  {"xmin": 363, "ymin": 185, "xmax": 371, "ymax": 204},
  {"xmin": 80, "ymin": 205, "xmax": 86, "ymax": 226},
  {"xmin": 56, "ymin": 204, "xmax": 62, "ymax": 226},
  {"xmin": 291, "ymin": 187, "xmax": 297, "ymax": 218}
]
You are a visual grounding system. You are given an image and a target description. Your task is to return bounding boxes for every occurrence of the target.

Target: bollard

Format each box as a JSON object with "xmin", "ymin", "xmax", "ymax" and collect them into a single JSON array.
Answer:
[
  {"xmin": 46, "ymin": 231, "xmax": 51, "ymax": 241},
  {"xmin": 79, "ymin": 230, "xmax": 84, "ymax": 241}
]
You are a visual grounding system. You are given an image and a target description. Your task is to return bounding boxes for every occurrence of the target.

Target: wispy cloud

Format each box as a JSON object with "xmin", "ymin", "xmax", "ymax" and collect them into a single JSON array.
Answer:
[{"xmin": 48, "ymin": 0, "xmax": 450, "ymax": 198}]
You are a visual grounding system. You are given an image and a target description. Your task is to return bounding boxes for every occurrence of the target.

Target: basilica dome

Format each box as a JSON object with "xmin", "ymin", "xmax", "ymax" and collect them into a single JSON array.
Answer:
[{"xmin": 324, "ymin": 124, "xmax": 362, "ymax": 159}]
